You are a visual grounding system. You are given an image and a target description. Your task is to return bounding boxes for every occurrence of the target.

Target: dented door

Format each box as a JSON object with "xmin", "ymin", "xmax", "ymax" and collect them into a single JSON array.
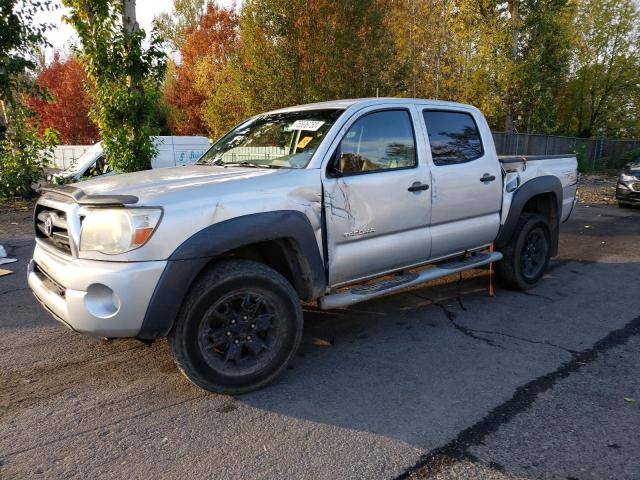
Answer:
[{"xmin": 322, "ymin": 107, "xmax": 432, "ymax": 287}]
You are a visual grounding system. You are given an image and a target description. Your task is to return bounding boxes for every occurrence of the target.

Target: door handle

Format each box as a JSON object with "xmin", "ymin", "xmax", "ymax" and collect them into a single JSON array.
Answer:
[
  {"xmin": 408, "ymin": 182, "xmax": 430, "ymax": 192},
  {"xmin": 480, "ymin": 173, "xmax": 496, "ymax": 183}
]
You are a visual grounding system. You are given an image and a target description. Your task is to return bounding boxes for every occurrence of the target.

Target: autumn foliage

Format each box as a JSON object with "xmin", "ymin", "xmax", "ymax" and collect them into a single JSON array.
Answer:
[
  {"xmin": 27, "ymin": 54, "xmax": 99, "ymax": 144},
  {"xmin": 164, "ymin": 3, "xmax": 239, "ymax": 136}
]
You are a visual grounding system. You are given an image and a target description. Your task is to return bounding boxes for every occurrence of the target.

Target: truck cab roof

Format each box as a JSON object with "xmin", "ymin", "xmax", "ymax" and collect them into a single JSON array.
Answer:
[{"xmin": 268, "ymin": 97, "xmax": 481, "ymax": 114}]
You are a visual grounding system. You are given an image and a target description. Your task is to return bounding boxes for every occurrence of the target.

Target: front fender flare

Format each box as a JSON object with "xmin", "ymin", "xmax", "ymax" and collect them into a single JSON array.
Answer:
[{"xmin": 138, "ymin": 211, "xmax": 325, "ymax": 340}]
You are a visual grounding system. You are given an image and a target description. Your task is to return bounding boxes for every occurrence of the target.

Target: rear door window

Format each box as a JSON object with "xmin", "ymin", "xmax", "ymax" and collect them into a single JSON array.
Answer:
[{"xmin": 422, "ymin": 111, "xmax": 483, "ymax": 166}]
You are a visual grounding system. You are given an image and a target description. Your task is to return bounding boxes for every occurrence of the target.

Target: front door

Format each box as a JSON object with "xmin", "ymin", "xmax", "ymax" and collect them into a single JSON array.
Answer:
[
  {"xmin": 421, "ymin": 109, "xmax": 502, "ymax": 259},
  {"xmin": 322, "ymin": 108, "xmax": 432, "ymax": 287}
]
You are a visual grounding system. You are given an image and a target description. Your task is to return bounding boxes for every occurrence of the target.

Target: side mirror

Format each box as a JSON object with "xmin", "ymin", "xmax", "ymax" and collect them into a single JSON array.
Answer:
[{"xmin": 328, "ymin": 148, "xmax": 343, "ymax": 177}]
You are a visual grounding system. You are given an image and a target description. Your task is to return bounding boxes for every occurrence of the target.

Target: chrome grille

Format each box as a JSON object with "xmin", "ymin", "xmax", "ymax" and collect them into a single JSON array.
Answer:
[
  {"xmin": 632, "ymin": 182, "xmax": 640, "ymax": 192},
  {"xmin": 35, "ymin": 205, "xmax": 72, "ymax": 254}
]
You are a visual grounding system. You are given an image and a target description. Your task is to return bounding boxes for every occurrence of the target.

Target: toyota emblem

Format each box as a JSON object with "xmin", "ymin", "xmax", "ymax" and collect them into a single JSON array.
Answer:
[{"xmin": 44, "ymin": 215, "xmax": 54, "ymax": 237}]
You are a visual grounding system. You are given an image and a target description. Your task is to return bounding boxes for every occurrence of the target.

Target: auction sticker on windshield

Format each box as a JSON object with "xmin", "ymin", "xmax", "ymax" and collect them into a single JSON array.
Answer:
[{"xmin": 291, "ymin": 120, "xmax": 325, "ymax": 131}]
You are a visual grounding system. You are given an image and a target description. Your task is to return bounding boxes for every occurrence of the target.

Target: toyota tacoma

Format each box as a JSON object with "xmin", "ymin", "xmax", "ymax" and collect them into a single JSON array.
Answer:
[{"xmin": 28, "ymin": 98, "xmax": 578, "ymax": 393}]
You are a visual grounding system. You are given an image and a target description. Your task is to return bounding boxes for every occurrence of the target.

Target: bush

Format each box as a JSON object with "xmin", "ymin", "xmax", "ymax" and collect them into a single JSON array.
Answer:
[
  {"xmin": 619, "ymin": 148, "xmax": 640, "ymax": 166},
  {"xmin": 0, "ymin": 108, "xmax": 59, "ymax": 199},
  {"xmin": 573, "ymin": 144, "xmax": 590, "ymax": 172}
]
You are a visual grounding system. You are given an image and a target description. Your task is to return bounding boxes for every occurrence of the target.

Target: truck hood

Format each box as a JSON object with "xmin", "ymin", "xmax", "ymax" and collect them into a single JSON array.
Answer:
[{"xmin": 71, "ymin": 165, "xmax": 292, "ymax": 204}]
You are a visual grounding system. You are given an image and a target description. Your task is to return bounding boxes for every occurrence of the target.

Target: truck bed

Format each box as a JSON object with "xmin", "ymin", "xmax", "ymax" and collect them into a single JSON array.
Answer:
[{"xmin": 499, "ymin": 154, "xmax": 578, "ymax": 223}]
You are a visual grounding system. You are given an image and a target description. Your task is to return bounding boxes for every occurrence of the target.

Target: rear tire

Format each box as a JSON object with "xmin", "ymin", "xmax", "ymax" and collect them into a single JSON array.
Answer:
[
  {"xmin": 497, "ymin": 213, "xmax": 552, "ymax": 290},
  {"xmin": 169, "ymin": 259, "xmax": 303, "ymax": 394}
]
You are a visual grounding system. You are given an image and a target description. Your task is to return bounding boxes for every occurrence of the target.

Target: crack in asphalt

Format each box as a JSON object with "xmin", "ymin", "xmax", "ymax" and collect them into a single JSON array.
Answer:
[
  {"xmin": 460, "ymin": 327, "xmax": 578, "ymax": 356},
  {"xmin": 520, "ymin": 290, "xmax": 555, "ymax": 302},
  {"xmin": 407, "ymin": 290, "xmax": 576, "ymax": 355},
  {"xmin": 0, "ymin": 287, "xmax": 28, "ymax": 296},
  {"xmin": 408, "ymin": 291, "xmax": 501, "ymax": 349},
  {"xmin": 545, "ymin": 259, "xmax": 573, "ymax": 274},
  {"xmin": 395, "ymin": 314, "xmax": 640, "ymax": 479}
]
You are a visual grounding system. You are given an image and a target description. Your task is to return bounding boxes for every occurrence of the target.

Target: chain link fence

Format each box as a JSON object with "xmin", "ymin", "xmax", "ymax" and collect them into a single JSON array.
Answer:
[{"xmin": 492, "ymin": 132, "xmax": 640, "ymax": 170}]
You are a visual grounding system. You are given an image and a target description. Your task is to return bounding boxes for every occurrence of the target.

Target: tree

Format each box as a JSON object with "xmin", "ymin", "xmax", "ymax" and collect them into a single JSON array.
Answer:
[
  {"xmin": 237, "ymin": 0, "xmax": 392, "ymax": 112},
  {"xmin": 154, "ymin": 0, "xmax": 640, "ymax": 141},
  {"xmin": 384, "ymin": 0, "xmax": 575, "ymax": 133},
  {"xmin": 63, "ymin": 0, "xmax": 167, "ymax": 172},
  {"xmin": 0, "ymin": 0, "xmax": 55, "ymax": 107},
  {"xmin": 383, "ymin": 0, "xmax": 513, "ymax": 127},
  {"xmin": 0, "ymin": 105, "xmax": 58, "ymax": 198},
  {"xmin": 27, "ymin": 53, "xmax": 99, "ymax": 144},
  {"xmin": 198, "ymin": 62, "xmax": 249, "ymax": 140},
  {"xmin": 154, "ymin": 0, "xmax": 205, "ymax": 51},
  {"xmin": 164, "ymin": 2, "xmax": 239, "ymax": 136},
  {"xmin": 0, "ymin": 0, "xmax": 59, "ymax": 198},
  {"xmin": 558, "ymin": 0, "xmax": 639, "ymax": 137},
  {"xmin": 504, "ymin": 0, "xmax": 577, "ymax": 134}
]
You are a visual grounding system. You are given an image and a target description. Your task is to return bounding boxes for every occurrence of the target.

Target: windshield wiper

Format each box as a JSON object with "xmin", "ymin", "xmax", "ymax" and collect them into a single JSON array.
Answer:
[{"xmin": 214, "ymin": 161, "xmax": 273, "ymax": 169}]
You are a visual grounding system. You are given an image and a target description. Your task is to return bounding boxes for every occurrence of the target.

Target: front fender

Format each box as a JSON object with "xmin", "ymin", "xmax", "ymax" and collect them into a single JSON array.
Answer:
[{"xmin": 138, "ymin": 210, "xmax": 325, "ymax": 339}]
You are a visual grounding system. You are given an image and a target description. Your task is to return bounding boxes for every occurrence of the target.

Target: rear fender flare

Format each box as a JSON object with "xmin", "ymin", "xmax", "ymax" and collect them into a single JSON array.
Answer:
[{"xmin": 495, "ymin": 175, "xmax": 562, "ymax": 255}]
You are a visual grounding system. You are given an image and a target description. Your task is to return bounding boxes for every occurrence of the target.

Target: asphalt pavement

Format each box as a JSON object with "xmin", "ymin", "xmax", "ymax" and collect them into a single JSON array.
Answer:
[{"xmin": 1, "ymin": 202, "xmax": 639, "ymax": 480}]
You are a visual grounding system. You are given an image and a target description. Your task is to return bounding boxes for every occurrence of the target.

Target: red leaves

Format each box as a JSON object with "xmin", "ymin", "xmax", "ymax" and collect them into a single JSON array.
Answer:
[
  {"xmin": 164, "ymin": 3, "xmax": 239, "ymax": 136},
  {"xmin": 27, "ymin": 54, "xmax": 99, "ymax": 145}
]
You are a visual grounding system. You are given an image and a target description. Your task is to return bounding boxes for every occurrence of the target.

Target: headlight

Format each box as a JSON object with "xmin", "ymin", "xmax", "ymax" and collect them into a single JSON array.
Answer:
[
  {"xmin": 79, "ymin": 208, "xmax": 162, "ymax": 255},
  {"xmin": 620, "ymin": 173, "xmax": 638, "ymax": 183}
]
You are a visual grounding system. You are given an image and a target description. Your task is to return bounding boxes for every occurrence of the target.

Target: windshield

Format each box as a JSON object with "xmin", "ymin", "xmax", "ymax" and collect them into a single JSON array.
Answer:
[
  {"xmin": 198, "ymin": 109, "xmax": 343, "ymax": 169},
  {"xmin": 64, "ymin": 142, "xmax": 103, "ymax": 174}
]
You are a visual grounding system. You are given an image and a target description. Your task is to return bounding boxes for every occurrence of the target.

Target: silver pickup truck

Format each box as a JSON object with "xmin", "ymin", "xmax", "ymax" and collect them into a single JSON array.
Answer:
[{"xmin": 28, "ymin": 98, "xmax": 578, "ymax": 393}]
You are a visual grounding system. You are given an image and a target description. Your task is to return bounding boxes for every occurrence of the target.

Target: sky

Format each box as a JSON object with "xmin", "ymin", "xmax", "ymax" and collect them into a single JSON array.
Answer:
[{"xmin": 38, "ymin": 0, "xmax": 237, "ymax": 60}]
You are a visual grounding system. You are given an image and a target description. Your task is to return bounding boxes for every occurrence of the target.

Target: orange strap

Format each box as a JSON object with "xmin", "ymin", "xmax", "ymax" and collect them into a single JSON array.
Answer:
[{"xmin": 488, "ymin": 242, "xmax": 495, "ymax": 297}]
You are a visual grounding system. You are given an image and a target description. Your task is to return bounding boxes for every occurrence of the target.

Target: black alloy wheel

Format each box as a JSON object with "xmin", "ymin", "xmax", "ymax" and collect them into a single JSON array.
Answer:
[
  {"xmin": 198, "ymin": 291, "xmax": 282, "ymax": 376},
  {"xmin": 170, "ymin": 260, "xmax": 303, "ymax": 394},
  {"xmin": 520, "ymin": 227, "xmax": 549, "ymax": 280}
]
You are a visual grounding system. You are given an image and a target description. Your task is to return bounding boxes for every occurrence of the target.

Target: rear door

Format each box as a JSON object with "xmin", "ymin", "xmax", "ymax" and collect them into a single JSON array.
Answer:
[
  {"xmin": 421, "ymin": 109, "xmax": 502, "ymax": 259},
  {"xmin": 322, "ymin": 107, "xmax": 432, "ymax": 287}
]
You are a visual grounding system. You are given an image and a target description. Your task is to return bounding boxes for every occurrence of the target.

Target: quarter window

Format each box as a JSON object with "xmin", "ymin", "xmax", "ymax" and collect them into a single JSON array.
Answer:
[
  {"xmin": 334, "ymin": 110, "xmax": 416, "ymax": 175},
  {"xmin": 423, "ymin": 111, "xmax": 483, "ymax": 166}
]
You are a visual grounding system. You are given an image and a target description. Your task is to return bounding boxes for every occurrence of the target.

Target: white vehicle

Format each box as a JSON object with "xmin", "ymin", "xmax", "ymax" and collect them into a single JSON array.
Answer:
[{"xmin": 52, "ymin": 136, "xmax": 210, "ymax": 183}]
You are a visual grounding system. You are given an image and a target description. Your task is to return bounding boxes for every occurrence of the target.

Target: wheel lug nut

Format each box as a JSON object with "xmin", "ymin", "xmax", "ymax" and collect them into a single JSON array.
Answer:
[
  {"xmin": 231, "ymin": 319, "xmax": 236, "ymax": 324},
  {"xmin": 246, "ymin": 335, "xmax": 252, "ymax": 341},
  {"xmin": 250, "ymin": 323, "xmax": 255, "ymax": 329},
  {"xmin": 234, "ymin": 339, "xmax": 240, "ymax": 344},
  {"xmin": 226, "ymin": 331, "xmax": 231, "ymax": 336},
  {"xmin": 243, "ymin": 316, "xmax": 248, "ymax": 320}
]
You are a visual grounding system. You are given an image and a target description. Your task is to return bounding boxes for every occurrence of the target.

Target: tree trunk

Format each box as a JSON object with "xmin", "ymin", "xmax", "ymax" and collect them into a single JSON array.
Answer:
[
  {"xmin": 123, "ymin": 0, "xmax": 136, "ymax": 33},
  {"xmin": 505, "ymin": 0, "xmax": 519, "ymax": 133}
]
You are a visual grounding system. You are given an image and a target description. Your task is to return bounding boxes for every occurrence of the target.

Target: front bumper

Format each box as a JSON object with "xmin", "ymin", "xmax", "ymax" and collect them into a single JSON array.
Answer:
[
  {"xmin": 28, "ymin": 242, "xmax": 166, "ymax": 337},
  {"xmin": 616, "ymin": 181, "xmax": 640, "ymax": 204}
]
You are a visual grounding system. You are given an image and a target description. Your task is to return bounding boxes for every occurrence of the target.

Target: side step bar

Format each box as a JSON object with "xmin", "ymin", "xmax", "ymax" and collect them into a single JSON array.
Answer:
[{"xmin": 318, "ymin": 251, "xmax": 503, "ymax": 310}]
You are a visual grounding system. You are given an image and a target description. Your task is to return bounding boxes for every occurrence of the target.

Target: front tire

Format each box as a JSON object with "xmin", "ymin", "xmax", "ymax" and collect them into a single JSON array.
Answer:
[
  {"xmin": 497, "ymin": 213, "xmax": 552, "ymax": 290},
  {"xmin": 169, "ymin": 259, "xmax": 303, "ymax": 394}
]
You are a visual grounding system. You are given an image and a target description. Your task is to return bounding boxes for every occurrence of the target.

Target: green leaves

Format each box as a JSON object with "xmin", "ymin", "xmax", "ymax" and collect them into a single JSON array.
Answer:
[
  {"xmin": 63, "ymin": 0, "xmax": 167, "ymax": 172},
  {"xmin": 237, "ymin": 0, "xmax": 392, "ymax": 112},
  {"xmin": 0, "ymin": 105, "xmax": 59, "ymax": 199},
  {"xmin": 0, "ymin": 0, "xmax": 56, "ymax": 105},
  {"xmin": 558, "ymin": 0, "xmax": 640, "ymax": 138}
]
